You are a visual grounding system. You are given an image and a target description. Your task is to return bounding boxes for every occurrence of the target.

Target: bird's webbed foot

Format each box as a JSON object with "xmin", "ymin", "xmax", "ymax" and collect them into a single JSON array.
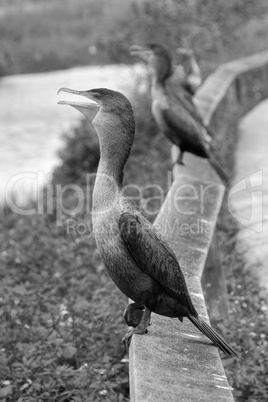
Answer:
[
  {"xmin": 122, "ymin": 307, "xmax": 151, "ymax": 350},
  {"xmin": 123, "ymin": 302, "xmax": 144, "ymax": 327}
]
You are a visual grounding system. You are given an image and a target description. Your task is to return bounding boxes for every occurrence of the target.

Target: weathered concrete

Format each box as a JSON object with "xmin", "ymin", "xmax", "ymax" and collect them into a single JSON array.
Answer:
[
  {"xmin": 129, "ymin": 50, "xmax": 268, "ymax": 401},
  {"xmin": 130, "ymin": 175, "xmax": 230, "ymax": 402}
]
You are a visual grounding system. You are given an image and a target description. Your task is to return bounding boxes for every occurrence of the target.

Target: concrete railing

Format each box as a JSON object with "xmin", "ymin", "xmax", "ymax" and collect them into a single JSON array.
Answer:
[{"xmin": 129, "ymin": 50, "xmax": 268, "ymax": 401}]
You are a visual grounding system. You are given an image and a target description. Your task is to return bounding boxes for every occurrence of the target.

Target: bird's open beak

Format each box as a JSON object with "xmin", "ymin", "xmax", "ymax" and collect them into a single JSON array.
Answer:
[
  {"xmin": 130, "ymin": 45, "xmax": 152, "ymax": 61},
  {"xmin": 57, "ymin": 87, "xmax": 100, "ymax": 122}
]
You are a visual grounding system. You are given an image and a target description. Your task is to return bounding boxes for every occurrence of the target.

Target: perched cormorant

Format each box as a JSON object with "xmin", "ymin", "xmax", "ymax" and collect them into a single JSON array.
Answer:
[
  {"xmin": 58, "ymin": 87, "xmax": 239, "ymax": 357},
  {"xmin": 176, "ymin": 48, "xmax": 202, "ymax": 95},
  {"xmin": 130, "ymin": 43, "xmax": 228, "ymax": 184}
]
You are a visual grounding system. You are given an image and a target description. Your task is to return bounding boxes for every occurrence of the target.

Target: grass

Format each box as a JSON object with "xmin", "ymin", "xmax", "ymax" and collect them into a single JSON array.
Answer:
[
  {"xmin": 0, "ymin": 208, "xmax": 130, "ymax": 401},
  {"xmin": 218, "ymin": 217, "xmax": 268, "ymax": 401}
]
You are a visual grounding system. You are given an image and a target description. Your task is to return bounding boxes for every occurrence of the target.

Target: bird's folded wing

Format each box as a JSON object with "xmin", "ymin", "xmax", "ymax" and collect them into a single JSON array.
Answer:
[
  {"xmin": 162, "ymin": 100, "xmax": 210, "ymax": 154},
  {"xmin": 119, "ymin": 212, "xmax": 197, "ymax": 316},
  {"xmin": 167, "ymin": 80, "xmax": 200, "ymax": 118},
  {"xmin": 166, "ymin": 80, "xmax": 214, "ymax": 138}
]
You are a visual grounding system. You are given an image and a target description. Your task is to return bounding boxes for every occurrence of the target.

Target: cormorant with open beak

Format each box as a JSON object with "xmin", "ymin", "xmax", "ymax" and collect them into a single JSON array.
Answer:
[
  {"xmin": 130, "ymin": 43, "xmax": 228, "ymax": 184},
  {"xmin": 57, "ymin": 87, "xmax": 239, "ymax": 357}
]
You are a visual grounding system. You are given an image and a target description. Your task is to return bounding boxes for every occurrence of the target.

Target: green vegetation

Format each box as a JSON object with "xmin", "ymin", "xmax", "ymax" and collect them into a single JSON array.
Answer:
[
  {"xmin": 1, "ymin": 0, "xmax": 268, "ymax": 76},
  {"xmin": 0, "ymin": 0, "xmax": 131, "ymax": 75},
  {"xmin": 1, "ymin": 0, "xmax": 268, "ymax": 401},
  {"xmin": 0, "ymin": 210, "xmax": 130, "ymax": 401},
  {"xmin": 218, "ymin": 216, "xmax": 268, "ymax": 402}
]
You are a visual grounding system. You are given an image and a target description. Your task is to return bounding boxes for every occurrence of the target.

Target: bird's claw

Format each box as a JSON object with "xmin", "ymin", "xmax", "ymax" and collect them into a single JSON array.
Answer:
[
  {"xmin": 123, "ymin": 303, "xmax": 144, "ymax": 327},
  {"xmin": 122, "ymin": 327, "xmax": 149, "ymax": 351},
  {"xmin": 122, "ymin": 332, "xmax": 132, "ymax": 350},
  {"xmin": 122, "ymin": 307, "xmax": 151, "ymax": 351}
]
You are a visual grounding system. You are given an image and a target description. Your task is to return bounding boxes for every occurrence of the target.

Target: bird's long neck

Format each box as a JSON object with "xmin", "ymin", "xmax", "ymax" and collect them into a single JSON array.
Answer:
[
  {"xmin": 189, "ymin": 54, "xmax": 200, "ymax": 77},
  {"xmin": 151, "ymin": 73, "xmax": 167, "ymax": 101},
  {"xmin": 152, "ymin": 73, "xmax": 165, "ymax": 88},
  {"xmin": 93, "ymin": 128, "xmax": 132, "ymax": 214},
  {"xmin": 151, "ymin": 56, "xmax": 173, "ymax": 86}
]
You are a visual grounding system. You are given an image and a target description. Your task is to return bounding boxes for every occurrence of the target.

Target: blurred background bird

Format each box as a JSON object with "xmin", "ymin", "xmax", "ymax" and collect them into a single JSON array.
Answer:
[
  {"xmin": 58, "ymin": 87, "xmax": 239, "ymax": 357},
  {"xmin": 130, "ymin": 43, "xmax": 228, "ymax": 184}
]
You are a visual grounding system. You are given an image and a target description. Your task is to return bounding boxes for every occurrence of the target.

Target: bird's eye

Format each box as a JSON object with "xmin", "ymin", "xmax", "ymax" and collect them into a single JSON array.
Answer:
[{"xmin": 91, "ymin": 91, "xmax": 100, "ymax": 99}]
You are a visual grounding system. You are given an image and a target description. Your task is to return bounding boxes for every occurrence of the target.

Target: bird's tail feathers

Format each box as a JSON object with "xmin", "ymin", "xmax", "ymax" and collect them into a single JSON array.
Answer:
[
  {"xmin": 188, "ymin": 315, "xmax": 241, "ymax": 359},
  {"xmin": 208, "ymin": 155, "xmax": 229, "ymax": 185}
]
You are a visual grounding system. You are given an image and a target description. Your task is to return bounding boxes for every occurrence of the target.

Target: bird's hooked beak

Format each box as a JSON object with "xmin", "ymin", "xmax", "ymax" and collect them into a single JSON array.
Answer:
[
  {"xmin": 130, "ymin": 45, "xmax": 152, "ymax": 62},
  {"xmin": 57, "ymin": 87, "xmax": 100, "ymax": 122}
]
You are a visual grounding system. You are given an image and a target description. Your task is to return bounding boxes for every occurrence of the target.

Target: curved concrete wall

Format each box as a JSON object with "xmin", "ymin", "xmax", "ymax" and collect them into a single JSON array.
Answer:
[{"xmin": 129, "ymin": 50, "xmax": 268, "ymax": 402}]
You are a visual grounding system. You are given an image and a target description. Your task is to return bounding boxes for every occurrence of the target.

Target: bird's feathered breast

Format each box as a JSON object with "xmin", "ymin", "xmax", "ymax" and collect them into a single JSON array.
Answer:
[{"xmin": 93, "ymin": 199, "xmax": 159, "ymax": 303}]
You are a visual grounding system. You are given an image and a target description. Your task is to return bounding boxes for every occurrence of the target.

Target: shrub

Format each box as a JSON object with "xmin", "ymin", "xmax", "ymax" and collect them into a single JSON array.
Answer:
[{"xmin": 53, "ymin": 120, "xmax": 100, "ymax": 186}]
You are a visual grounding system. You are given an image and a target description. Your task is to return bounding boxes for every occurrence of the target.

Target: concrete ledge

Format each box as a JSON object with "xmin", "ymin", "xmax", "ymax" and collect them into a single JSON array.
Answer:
[
  {"xmin": 129, "ymin": 50, "xmax": 268, "ymax": 401},
  {"xmin": 195, "ymin": 49, "xmax": 268, "ymax": 126},
  {"xmin": 130, "ymin": 175, "xmax": 230, "ymax": 402}
]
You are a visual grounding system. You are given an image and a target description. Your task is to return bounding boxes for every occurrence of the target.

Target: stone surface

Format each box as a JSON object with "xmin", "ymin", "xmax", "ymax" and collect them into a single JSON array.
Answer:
[
  {"xmin": 130, "ymin": 176, "xmax": 231, "ymax": 402},
  {"xmin": 195, "ymin": 50, "xmax": 268, "ymax": 126}
]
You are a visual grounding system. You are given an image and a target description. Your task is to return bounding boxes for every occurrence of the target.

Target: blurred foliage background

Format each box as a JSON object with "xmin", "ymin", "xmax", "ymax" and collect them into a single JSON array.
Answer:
[
  {"xmin": 1, "ymin": 1, "xmax": 268, "ymax": 401},
  {"xmin": 0, "ymin": 0, "xmax": 268, "ymax": 75}
]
